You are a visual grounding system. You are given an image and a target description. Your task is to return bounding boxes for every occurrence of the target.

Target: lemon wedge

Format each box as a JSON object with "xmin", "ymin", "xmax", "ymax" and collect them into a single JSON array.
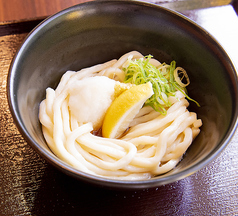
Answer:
[
  {"xmin": 102, "ymin": 82, "xmax": 154, "ymax": 138},
  {"xmin": 68, "ymin": 76, "xmax": 132, "ymax": 130}
]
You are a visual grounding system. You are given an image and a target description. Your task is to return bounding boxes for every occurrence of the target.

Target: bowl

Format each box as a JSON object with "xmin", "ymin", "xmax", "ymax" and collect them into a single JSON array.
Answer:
[{"xmin": 7, "ymin": 0, "xmax": 238, "ymax": 189}]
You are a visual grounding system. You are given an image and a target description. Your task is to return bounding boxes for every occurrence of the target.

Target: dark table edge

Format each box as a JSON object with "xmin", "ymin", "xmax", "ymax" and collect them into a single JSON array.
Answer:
[
  {"xmin": 232, "ymin": 0, "xmax": 238, "ymax": 15},
  {"xmin": 0, "ymin": 18, "xmax": 45, "ymax": 37}
]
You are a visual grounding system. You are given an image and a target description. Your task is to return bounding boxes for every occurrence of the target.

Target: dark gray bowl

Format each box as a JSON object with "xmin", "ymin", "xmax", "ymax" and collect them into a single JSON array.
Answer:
[{"xmin": 7, "ymin": 0, "xmax": 238, "ymax": 189}]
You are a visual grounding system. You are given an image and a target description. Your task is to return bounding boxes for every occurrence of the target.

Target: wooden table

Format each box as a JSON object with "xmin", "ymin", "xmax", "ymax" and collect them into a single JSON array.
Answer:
[
  {"xmin": 0, "ymin": 1, "xmax": 238, "ymax": 215},
  {"xmin": 0, "ymin": 0, "xmax": 90, "ymax": 22}
]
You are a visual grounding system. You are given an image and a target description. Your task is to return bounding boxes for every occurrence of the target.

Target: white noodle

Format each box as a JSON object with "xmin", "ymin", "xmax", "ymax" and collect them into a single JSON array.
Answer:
[{"xmin": 39, "ymin": 51, "xmax": 202, "ymax": 180}]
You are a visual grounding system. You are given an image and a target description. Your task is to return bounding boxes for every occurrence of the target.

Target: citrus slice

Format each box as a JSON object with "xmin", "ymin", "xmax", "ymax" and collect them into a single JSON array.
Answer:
[
  {"xmin": 102, "ymin": 82, "xmax": 154, "ymax": 138},
  {"xmin": 68, "ymin": 76, "xmax": 132, "ymax": 130}
]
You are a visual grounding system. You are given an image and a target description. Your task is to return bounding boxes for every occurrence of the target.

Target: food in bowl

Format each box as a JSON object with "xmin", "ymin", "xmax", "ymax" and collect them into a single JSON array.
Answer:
[
  {"xmin": 7, "ymin": 0, "xmax": 238, "ymax": 188},
  {"xmin": 39, "ymin": 51, "xmax": 202, "ymax": 180}
]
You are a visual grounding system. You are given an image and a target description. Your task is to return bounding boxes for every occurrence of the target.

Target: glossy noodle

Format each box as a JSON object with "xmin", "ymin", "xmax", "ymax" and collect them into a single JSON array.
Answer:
[{"xmin": 39, "ymin": 51, "xmax": 202, "ymax": 180}]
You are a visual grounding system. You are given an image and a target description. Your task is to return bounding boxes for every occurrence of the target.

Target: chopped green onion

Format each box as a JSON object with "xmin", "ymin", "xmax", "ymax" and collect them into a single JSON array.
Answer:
[{"xmin": 123, "ymin": 55, "xmax": 200, "ymax": 114}]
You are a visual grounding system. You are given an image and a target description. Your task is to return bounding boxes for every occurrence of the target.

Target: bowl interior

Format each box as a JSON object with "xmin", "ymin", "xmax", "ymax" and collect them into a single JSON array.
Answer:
[{"xmin": 8, "ymin": 1, "xmax": 238, "ymax": 188}]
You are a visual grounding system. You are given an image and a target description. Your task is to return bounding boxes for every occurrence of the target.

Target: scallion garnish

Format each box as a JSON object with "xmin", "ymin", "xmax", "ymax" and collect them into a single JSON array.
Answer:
[{"xmin": 123, "ymin": 55, "xmax": 199, "ymax": 114}]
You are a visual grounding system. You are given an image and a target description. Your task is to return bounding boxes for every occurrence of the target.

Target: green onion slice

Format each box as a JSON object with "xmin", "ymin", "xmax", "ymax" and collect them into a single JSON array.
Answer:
[{"xmin": 123, "ymin": 55, "xmax": 200, "ymax": 114}]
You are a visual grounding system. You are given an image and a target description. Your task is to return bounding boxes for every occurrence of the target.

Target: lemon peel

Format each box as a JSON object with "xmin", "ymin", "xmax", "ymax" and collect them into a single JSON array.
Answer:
[{"xmin": 102, "ymin": 82, "xmax": 154, "ymax": 139}]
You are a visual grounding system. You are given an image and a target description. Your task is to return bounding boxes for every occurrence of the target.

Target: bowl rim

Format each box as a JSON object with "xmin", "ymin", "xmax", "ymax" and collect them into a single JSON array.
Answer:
[{"xmin": 7, "ymin": 0, "xmax": 238, "ymax": 189}]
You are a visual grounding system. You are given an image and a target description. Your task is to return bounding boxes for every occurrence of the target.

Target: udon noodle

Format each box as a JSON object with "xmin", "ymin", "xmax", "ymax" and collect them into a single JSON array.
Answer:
[{"xmin": 39, "ymin": 51, "xmax": 202, "ymax": 180}]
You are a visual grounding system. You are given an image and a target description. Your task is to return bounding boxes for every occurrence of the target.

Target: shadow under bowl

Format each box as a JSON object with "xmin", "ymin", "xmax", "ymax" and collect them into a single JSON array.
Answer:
[{"xmin": 7, "ymin": 0, "xmax": 238, "ymax": 189}]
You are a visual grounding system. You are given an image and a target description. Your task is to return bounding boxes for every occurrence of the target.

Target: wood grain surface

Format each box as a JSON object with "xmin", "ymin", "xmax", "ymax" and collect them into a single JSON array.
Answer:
[
  {"xmin": 1, "ymin": 0, "xmax": 236, "ymax": 23},
  {"xmin": 0, "ymin": 1, "xmax": 238, "ymax": 215},
  {"xmin": 0, "ymin": 0, "xmax": 90, "ymax": 22}
]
